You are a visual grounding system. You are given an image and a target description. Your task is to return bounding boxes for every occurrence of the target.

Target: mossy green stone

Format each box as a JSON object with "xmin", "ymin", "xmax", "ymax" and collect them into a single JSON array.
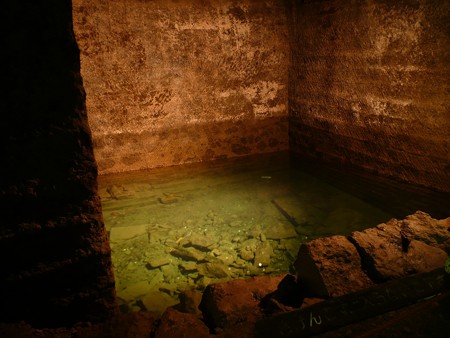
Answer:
[{"xmin": 445, "ymin": 257, "xmax": 450, "ymax": 275}]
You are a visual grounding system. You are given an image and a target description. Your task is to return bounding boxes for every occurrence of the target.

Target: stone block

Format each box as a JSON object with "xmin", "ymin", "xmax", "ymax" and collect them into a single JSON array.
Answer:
[
  {"xmin": 199, "ymin": 275, "xmax": 285, "ymax": 329},
  {"xmin": 350, "ymin": 215, "xmax": 449, "ymax": 282},
  {"xmin": 400, "ymin": 211, "xmax": 450, "ymax": 254},
  {"xmin": 295, "ymin": 235, "xmax": 374, "ymax": 298}
]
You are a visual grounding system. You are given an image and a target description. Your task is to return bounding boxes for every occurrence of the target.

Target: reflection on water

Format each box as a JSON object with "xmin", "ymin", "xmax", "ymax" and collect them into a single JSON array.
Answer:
[{"xmin": 97, "ymin": 151, "xmax": 441, "ymax": 315}]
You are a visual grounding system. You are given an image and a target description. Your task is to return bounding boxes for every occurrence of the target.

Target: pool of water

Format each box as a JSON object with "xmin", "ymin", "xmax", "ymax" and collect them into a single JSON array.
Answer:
[{"xmin": 97, "ymin": 151, "xmax": 445, "ymax": 315}]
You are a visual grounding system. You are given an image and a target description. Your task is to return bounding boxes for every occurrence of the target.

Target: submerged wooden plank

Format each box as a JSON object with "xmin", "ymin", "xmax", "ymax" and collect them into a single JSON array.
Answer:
[{"xmin": 255, "ymin": 268, "xmax": 450, "ymax": 338}]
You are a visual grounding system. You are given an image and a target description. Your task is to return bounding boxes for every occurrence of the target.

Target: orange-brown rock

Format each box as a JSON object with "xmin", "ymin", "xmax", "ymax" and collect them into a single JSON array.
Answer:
[
  {"xmin": 199, "ymin": 275, "xmax": 285, "ymax": 332},
  {"xmin": 295, "ymin": 235, "xmax": 374, "ymax": 298},
  {"xmin": 400, "ymin": 211, "xmax": 450, "ymax": 254},
  {"xmin": 153, "ymin": 308, "xmax": 210, "ymax": 338},
  {"xmin": 350, "ymin": 213, "xmax": 449, "ymax": 282}
]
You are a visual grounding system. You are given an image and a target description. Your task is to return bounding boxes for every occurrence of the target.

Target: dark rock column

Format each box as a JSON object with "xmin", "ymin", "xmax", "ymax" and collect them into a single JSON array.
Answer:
[{"xmin": 0, "ymin": 0, "xmax": 116, "ymax": 326}]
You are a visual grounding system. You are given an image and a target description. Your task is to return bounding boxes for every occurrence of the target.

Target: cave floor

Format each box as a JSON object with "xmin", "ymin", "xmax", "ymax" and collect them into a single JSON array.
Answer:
[{"xmin": 97, "ymin": 151, "xmax": 393, "ymax": 315}]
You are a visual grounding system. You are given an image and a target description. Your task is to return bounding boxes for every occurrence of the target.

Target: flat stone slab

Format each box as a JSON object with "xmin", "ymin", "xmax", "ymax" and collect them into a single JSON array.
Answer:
[
  {"xmin": 145, "ymin": 255, "xmax": 172, "ymax": 269},
  {"xmin": 265, "ymin": 223, "xmax": 298, "ymax": 240},
  {"xmin": 295, "ymin": 235, "xmax": 375, "ymax": 298},
  {"xmin": 110, "ymin": 225, "xmax": 148, "ymax": 242}
]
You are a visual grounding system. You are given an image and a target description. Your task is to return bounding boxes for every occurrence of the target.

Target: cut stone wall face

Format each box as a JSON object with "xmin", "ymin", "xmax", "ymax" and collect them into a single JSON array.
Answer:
[
  {"xmin": 73, "ymin": 0, "xmax": 289, "ymax": 174},
  {"xmin": 288, "ymin": 0, "xmax": 450, "ymax": 193}
]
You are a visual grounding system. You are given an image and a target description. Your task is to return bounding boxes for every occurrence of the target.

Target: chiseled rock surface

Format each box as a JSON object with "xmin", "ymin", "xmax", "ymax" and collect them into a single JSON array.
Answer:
[
  {"xmin": 350, "ymin": 219, "xmax": 407, "ymax": 281},
  {"xmin": 400, "ymin": 211, "xmax": 450, "ymax": 254},
  {"xmin": 405, "ymin": 240, "xmax": 448, "ymax": 274},
  {"xmin": 295, "ymin": 235, "xmax": 374, "ymax": 298},
  {"xmin": 350, "ymin": 212, "xmax": 449, "ymax": 282},
  {"xmin": 199, "ymin": 275, "xmax": 285, "ymax": 331}
]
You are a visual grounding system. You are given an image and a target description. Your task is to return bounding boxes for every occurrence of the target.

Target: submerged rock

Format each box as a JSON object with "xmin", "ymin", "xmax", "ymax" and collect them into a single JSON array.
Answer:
[
  {"xmin": 265, "ymin": 223, "xmax": 297, "ymax": 240},
  {"xmin": 239, "ymin": 247, "xmax": 255, "ymax": 261},
  {"xmin": 141, "ymin": 292, "xmax": 179, "ymax": 315},
  {"xmin": 198, "ymin": 262, "xmax": 231, "ymax": 279},
  {"xmin": 170, "ymin": 247, "xmax": 206, "ymax": 262},
  {"xmin": 179, "ymin": 261, "xmax": 198, "ymax": 272},
  {"xmin": 158, "ymin": 193, "xmax": 178, "ymax": 204},
  {"xmin": 187, "ymin": 233, "xmax": 217, "ymax": 251},
  {"xmin": 145, "ymin": 255, "xmax": 171, "ymax": 269},
  {"xmin": 110, "ymin": 225, "xmax": 148, "ymax": 242},
  {"xmin": 254, "ymin": 241, "xmax": 273, "ymax": 267},
  {"xmin": 120, "ymin": 281, "xmax": 155, "ymax": 301}
]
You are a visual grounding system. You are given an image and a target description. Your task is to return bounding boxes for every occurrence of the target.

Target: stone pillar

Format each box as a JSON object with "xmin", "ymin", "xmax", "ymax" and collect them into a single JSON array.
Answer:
[{"xmin": 0, "ymin": 0, "xmax": 116, "ymax": 326}]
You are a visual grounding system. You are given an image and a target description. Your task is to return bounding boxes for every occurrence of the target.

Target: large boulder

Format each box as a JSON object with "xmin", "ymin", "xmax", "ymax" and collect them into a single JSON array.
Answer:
[
  {"xmin": 400, "ymin": 211, "xmax": 450, "ymax": 254},
  {"xmin": 350, "ymin": 219, "xmax": 406, "ymax": 281},
  {"xmin": 350, "ymin": 214, "xmax": 448, "ymax": 282},
  {"xmin": 199, "ymin": 275, "xmax": 285, "ymax": 331},
  {"xmin": 295, "ymin": 235, "xmax": 374, "ymax": 298}
]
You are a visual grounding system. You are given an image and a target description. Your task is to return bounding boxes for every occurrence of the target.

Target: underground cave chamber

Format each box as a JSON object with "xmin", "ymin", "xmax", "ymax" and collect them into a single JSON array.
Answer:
[
  {"xmin": 1, "ymin": 0, "xmax": 449, "ymax": 333},
  {"xmin": 71, "ymin": 0, "xmax": 450, "ymax": 318}
]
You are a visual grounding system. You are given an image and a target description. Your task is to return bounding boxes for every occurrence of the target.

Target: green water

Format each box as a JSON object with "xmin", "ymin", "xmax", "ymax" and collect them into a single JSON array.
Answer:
[{"xmin": 97, "ymin": 151, "xmax": 443, "ymax": 315}]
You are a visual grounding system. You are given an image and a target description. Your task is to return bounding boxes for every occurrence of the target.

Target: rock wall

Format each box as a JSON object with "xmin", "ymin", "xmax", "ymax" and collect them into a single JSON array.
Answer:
[
  {"xmin": 288, "ymin": 0, "xmax": 450, "ymax": 193},
  {"xmin": 72, "ymin": 0, "xmax": 289, "ymax": 174},
  {"xmin": 0, "ymin": 0, "xmax": 116, "ymax": 326}
]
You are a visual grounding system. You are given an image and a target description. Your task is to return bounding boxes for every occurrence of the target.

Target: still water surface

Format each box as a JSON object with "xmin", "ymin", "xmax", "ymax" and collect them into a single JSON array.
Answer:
[{"xmin": 97, "ymin": 151, "xmax": 444, "ymax": 315}]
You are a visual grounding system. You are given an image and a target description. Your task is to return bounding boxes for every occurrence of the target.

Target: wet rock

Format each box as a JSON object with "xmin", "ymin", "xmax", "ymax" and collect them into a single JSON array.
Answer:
[
  {"xmin": 239, "ymin": 247, "xmax": 255, "ymax": 261},
  {"xmin": 120, "ymin": 281, "xmax": 155, "ymax": 300},
  {"xmin": 295, "ymin": 235, "xmax": 375, "ymax": 298},
  {"xmin": 176, "ymin": 288, "xmax": 203, "ymax": 315},
  {"xmin": 400, "ymin": 211, "xmax": 450, "ymax": 253},
  {"xmin": 198, "ymin": 262, "xmax": 231, "ymax": 279},
  {"xmin": 249, "ymin": 224, "xmax": 263, "ymax": 239},
  {"xmin": 141, "ymin": 292, "xmax": 179, "ymax": 315},
  {"xmin": 216, "ymin": 252, "xmax": 235, "ymax": 266},
  {"xmin": 265, "ymin": 223, "xmax": 297, "ymax": 240},
  {"xmin": 280, "ymin": 238, "xmax": 301, "ymax": 260},
  {"xmin": 199, "ymin": 275, "xmax": 285, "ymax": 330},
  {"xmin": 110, "ymin": 225, "xmax": 148, "ymax": 242},
  {"xmin": 179, "ymin": 261, "xmax": 198, "ymax": 272},
  {"xmin": 170, "ymin": 247, "xmax": 206, "ymax": 262},
  {"xmin": 187, "ymin": 233, "xmax": 217, "ymax": 251},
  {"xmin": 145, "ymin": 255, "xmax": 171, "ymax": 269},
  {"xmin": 158, "ymin": 282, "xmax": 179, "ymax": 296},
  {"xmin": 160, "ymin": 264, "xmax": 180, "ymax": 283},
  {"xmin": 153, "ymin": 308, "xmax": 210, "ymax": 338},
  {"xmin": 254, "ymin": 241, "xmax": 273, "ymax": 267}
]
